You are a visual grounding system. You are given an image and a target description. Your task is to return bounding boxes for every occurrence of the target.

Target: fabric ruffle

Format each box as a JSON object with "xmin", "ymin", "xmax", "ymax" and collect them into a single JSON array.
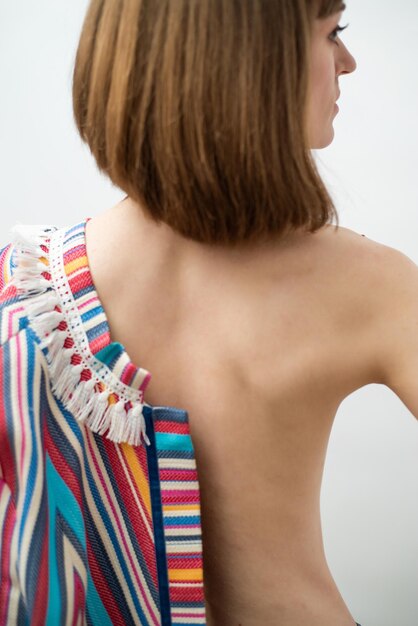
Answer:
[{"xmin": 9, "ymin": 223, "xmax": 151, "ymax": 447}]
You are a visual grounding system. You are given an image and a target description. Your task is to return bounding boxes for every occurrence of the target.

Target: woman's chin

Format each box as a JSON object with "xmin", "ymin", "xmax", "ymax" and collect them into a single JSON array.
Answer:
[{"xmin": 310, "ymin": 127, "xmax": 335, "ymax": 150}]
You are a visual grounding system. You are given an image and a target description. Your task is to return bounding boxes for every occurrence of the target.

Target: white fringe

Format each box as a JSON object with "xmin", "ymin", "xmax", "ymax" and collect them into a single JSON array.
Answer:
[{"xmin": 9, "ymin": 223, "xmax": 150, "ymax": 447}]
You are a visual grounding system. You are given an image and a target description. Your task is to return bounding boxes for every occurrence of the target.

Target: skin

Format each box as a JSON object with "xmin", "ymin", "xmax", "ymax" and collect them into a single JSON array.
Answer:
[
  {"xmin": 308, "ymin": 9, "xmax": 357, "ymax": 149},
  {"xmin": 84, "ymin": 8, "xmax": 368, "ymax": 625}
]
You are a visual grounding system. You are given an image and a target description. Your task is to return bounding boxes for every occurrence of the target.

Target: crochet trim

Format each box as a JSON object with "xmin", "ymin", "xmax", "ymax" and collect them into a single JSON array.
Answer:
[{"xmin": 9, "ymin": 223, "xmax": 151, "ymax": 447}]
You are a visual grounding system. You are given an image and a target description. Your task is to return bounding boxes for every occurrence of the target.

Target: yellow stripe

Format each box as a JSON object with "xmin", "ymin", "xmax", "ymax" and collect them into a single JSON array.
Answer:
[
  {"xmin": 122, "ymin": 443, "xmax": 152, "ymax": 515},
  {"xmin": 65, "ymin": 256, "xmax": 88, "ymax": 275},
  {"xmin": 163, "ymin": 504, "xmax": 201, "ymax": 512},
  {"xmin": 169, "ymin": 568, "xmax": 203, "ymax": 582}
]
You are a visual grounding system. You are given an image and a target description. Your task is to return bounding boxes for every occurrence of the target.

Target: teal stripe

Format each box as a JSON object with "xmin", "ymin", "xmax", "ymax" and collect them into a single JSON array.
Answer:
[
  {"xmin": 85, "ymin": 570, "xmax": 115, "ymax": 626},
  {"xmin": 155, "ymin": 432, "xmax": 194, "ymax": 452},
  {"xmin": 164, "ymin": 515, "xmax": 201, "ymax": 525},
  {"xmin": 45, "ymin": 455, "xmax": 84, "ymax": 624},
  {"xmin": 45, "ymin": 455, "xmax": 113, "ymax": 626},
  {"xmin": 96, "ymin": 342, "xmax": 124, "ymax": 366}
]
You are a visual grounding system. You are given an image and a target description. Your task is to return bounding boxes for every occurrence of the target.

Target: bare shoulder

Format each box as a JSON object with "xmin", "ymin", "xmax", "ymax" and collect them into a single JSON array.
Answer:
[
  {"xmin": 320, "ymin": 223, "xmax": 388, "ymax": 260},
  {"xmin": 315, "ymin": 224, "xmax": 418, "ymax": 388},
  {"xmin": 321, "ymin": 223, "xmax": 409, "ymax": 288},
  {"xmin": 334, "ymin": 225, "xmax": 418, "ymax": 323},
  {"xmin": 316, "ymin": 224, "xmax": 395, "ymax": 312},
  {"xmin": 358, "ymin": 232, "xmax": 418, "ymax": 411},
  {"xmin": 325, "ymin": 225, "xmax": 418, "ymax": 393}
]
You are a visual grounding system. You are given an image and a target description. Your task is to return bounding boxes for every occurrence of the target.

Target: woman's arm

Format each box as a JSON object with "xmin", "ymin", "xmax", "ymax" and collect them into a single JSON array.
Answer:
[{"xmin": 372, "ymin": 244, "xmax": 418, "ymax": 420}]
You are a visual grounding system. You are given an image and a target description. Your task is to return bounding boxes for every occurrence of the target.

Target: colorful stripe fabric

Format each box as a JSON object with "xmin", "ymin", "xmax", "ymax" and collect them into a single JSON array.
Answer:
[{"xmin": 0, "ymin": 219, "xmax": 206, "ymax": 624}]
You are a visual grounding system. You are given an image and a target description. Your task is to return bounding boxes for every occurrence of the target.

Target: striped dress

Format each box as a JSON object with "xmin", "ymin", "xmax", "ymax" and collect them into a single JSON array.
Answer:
[{"xmin": 0, "ymin": 218, "xmax": 206, "ymax": 625}]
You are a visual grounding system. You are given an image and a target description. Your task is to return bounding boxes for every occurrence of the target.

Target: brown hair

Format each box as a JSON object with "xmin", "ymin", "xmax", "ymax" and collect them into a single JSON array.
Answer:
[{"xmin": 72, "ymin": 0, "xmax": 346, "ymax": 246}]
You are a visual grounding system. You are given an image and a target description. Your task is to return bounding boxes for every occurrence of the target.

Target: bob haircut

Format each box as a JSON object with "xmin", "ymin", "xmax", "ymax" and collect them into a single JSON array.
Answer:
[{"xmin": 72, "ymin": 0, "xmax": 346, "ymax": 246}]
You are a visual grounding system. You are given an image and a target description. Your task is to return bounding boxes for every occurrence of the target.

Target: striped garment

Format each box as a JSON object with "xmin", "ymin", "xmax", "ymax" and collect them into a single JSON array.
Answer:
[{"xmin": 0, "ymin": 218, "xmax": 206, "ymax": 625}]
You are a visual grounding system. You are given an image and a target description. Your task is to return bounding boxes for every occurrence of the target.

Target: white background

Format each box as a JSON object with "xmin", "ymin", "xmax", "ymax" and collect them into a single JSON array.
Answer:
[{"xmin": 0, "ymin": 1, "xmax": 417, "ymax": 625}]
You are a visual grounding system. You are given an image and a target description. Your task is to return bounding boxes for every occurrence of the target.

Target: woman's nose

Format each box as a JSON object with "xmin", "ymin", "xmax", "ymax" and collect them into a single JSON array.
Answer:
[{"xmin": 339, "ymin": 43, "xmax": 357, "ymax": 75}]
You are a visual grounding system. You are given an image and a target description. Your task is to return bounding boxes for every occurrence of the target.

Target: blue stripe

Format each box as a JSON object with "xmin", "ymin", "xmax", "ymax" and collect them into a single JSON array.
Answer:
[
  {"xmin": 63, "ymin": 242, "xmax": 84, "ymax": 256},
  {"xmin": 81, "ymin": 305, "xmax": 106, "ymax": 323},
  {"xmin": 145, "ymin": 406, "xmax": 172, "ymax": 625},
  {"xmin": 153, "ymin": 449, "xmax": 196, "ymax": 460},
  {"xmin": 91, "ymin": 433, "xmax": 159, "ymax": 604},
  {"xmin": 165, "ymin": 534, "xmax": 201, "ymax": 542},
  {"xmin": 85, "ymin": 320, "xmax": 109, "ymax": 342},
  {"xmin": 64, "ymin": 222, "xmax": 83, "ymax": 237},
  {"xmin": 83, "ymin": 447, "xmax": 151, "ymax": 621},
  {"xmin": 72, "ymin": 282, "xmax": 96, "ymax": 300},
  {"xmin": 168, "ymin": 554, "xmax": 201, "ymax": 560},
  {"xmin": 152, "ymin": 407, "xmax": 190, "ymax": 424},
  {"xmin": 18, "ymin": 331, "xmax": 39, "ymax": 557}
]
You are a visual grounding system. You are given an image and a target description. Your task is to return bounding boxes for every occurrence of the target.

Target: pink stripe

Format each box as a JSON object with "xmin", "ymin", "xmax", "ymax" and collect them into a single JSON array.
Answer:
[
  {"xmin": 16, "ymin": 333, "xmax": 26, "ymax": 479},
  {"xmin": 161, "ymin": 489, "xmax": 201, "ymax": 498},
  {"xmin": 78, "ymin": 295, "xmax": 99, "ymax": 311},
  {"xmin": 140, "ymin": 372, "xmax": 152, "ymax": 392},
  {"xmin": 85, "ymin": 434, "xmax": 160, "ymax": 625},
  {"xmin": 9, "ymin": 306, "xmax": 25, "ymax": 343},
  {"xmin": 0, "ymin": 247, "xmax": 7, "ymax": 289},
  {"xmin": 120, "ymin": 363, "xmax": 137, "ymax": 387}
]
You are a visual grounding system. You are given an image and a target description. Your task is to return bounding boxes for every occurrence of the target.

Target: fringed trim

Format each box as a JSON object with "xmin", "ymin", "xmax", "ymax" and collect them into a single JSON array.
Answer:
[{"xmin": 8, "ymin": 223, "xmax": 151, "ymax": 447}]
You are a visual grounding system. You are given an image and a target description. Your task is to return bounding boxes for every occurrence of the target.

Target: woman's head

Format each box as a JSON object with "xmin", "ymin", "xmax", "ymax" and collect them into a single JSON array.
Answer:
[
  {"xmin": 72, "ymin": 0, "xmax": 356, "ymax": 246},
  {"xmin": 308, "ymin": 3, "xmax": 356, "ymax": 148}
]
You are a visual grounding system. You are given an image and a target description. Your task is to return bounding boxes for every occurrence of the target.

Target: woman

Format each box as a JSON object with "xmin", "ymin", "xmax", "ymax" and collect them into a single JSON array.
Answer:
[{"xmin": 1, "ymin": 0, "xmax": 414, "ymax": 624}]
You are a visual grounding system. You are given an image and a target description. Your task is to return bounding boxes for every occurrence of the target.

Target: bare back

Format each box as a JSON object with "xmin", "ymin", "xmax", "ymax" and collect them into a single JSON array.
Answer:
[{"xmin": 85, "ymin": 200, "xmax": 381, "ymax": 626}]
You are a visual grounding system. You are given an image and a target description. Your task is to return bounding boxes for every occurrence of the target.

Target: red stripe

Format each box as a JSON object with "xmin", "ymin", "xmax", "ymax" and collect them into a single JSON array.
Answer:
[
  {"xmin": 120, "ymin": 362, "xmax": 138, "ymax": 386},
  {"xmin": 153, "ymin": 421, "xmax": 190, "ymax": 434},
  {"xmin": 169, "ymin": 583, "xmax": 205, "ymax": 603},
  {"xmin": 67, "ymin": 270, "xmax": 91, "ymax": 294},
  {"xmin": 63, "ymin": 246, "xmax": 85, "ymax": 264},
  {"xmin": 72, "ymin": 568, "xmax": 87, "ymax": 623},
  {"xmin": 89, "ymin": 334, "xmax": 111, "ymax": 354},
  {"xmin": 30, "ymin": 527, "xmax": 49, "ymax": 622},
  {"xmin": 161, "ymin": 490, "xmax": 201, "ymax": 504},
  {"xmin": 102, "ymin": 438, "xmax": 159, "ymax": 587},
  {"xmin": 159, "ymin": 468, "xmax": 198, "ymax": 481},
  {"xmin": 0, "ymin": 345, "xmax": 16, "ymax": 493},
  {"xmin": 86, "ymin": 535, "xmax": 130, "ymax": 624},
  {"xmin": 44, "ymin": 413, "xmax": 84, "ymax": 511},
  {"xmin": 167, "ymin": 556, "xmax": 203, "ymax": 569},
  {"xmin": 0, "ymin": 487, "xmax": 15, "ymax": 623}
]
